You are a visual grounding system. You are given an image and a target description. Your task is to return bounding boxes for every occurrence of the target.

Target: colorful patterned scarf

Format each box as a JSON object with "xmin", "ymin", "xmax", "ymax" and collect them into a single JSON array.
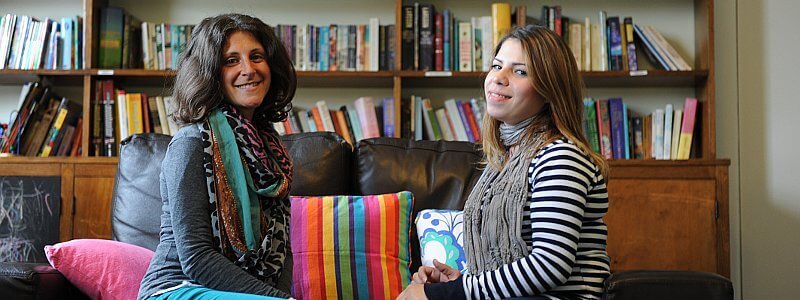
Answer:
[{"xmin": 198, "ymin": 104, "xmax": 293, "ymax": 285}]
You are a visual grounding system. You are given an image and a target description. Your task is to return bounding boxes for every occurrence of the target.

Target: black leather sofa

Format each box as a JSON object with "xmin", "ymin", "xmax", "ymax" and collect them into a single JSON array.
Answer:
[{"xmin": 0, "ymin": 132, "xmax": 733, "ymax": 299}]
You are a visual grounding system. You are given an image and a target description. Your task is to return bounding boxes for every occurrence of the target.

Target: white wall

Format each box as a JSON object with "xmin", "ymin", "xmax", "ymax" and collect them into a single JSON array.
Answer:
[{"xmin": 735, "ymin": 0, "xmax": 800, "ymax": 298}]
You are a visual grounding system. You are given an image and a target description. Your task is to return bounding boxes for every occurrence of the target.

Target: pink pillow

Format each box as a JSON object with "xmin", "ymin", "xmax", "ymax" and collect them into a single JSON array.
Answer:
[{"xmin": 44, "ymin": 239, "xmax": 155, "ymax": 300}]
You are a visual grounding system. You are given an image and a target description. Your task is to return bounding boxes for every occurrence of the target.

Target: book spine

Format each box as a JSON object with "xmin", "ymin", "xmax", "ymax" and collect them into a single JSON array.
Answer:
[
  {"xmin": 595, "ymin": 99, "xmax": 612, "ymax": 159},
  {"xmin": 100, "ymin": 8, "xmax": 124, "ymax": 68},
  {"xmin": 677, "ymin": 98, "xmax": 698, "ymax": 159},
  {"xmin": 663, "ymin": 104, "xmax": 674, "ymax": 160},
  {"xmin": 434, "ymin": 12, "xmax": 443, "ymax": 71},
  {"xmin": 434, "ymin": 108, "xmax": 454, "ymax": 141},
  {"xmin": 606, "ymin": 16, "xmax": 623, "ymax": 71},
  {"xmin": 624, "ymin": 17, "xmax": 638, "ymax": 71},
  {"xmin": 455, "ymin": 100, "xmax": 474, "ymax": 142},
  {"xmin": 443, "ymin": 99, "xmax": 468, "ymax": 141},
  {"xmin": 382, "ymin": 97, "xmax": 395, "ymax": 138},
  {"xmin": 670, "ymin": 110, "xmax": 683, "ymax": 159},
  {"xmin": 442, "ymin": 9, "xmax": 450, "ymax": 71},
  {"xmin": 418, "ymin": 4, "xmax": 434, "ymax": 71},
  {"xmin": 421, "ymin": 99, "xmax": 441, "ymax": 140},
  {"xmin": 653, "ymin": 109, "xmax": 665, "ymax": 159},
  {"xmin": 354, "ymin": 97, "xmax": 380, "ymax": 139},
  {"xmin": 633, "ymin": 116, "xmax": 644, "ymax": 159},
  {"xmin": 583, "ymin": 98, "xmax": 600, "ymax": 153},
  {"xmin": 608, "ymin": 98, "xmax": 625, "ymax": 160},
  {"xmin": 461, "ymin": 101, "xmax": 481, "ymax": 142},
  {"xmin": 457, "ymin": 22, "xmax": 472, "ymax": 71},
  {"xmin": 492, "ymin": 3, "xmax": 511, "ymax": 47}
]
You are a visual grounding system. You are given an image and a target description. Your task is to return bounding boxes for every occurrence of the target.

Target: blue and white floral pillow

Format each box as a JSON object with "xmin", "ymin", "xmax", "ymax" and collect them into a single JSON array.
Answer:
[{"xmin": 415, "ymin": 209, "xmax": 467, "ymax": 273}]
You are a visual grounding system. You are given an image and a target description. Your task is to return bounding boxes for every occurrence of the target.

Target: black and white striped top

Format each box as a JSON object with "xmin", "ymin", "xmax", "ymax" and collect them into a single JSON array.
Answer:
[{"xmin": 425, "ymin": 138, "xmax": 610, "ymax": 299}]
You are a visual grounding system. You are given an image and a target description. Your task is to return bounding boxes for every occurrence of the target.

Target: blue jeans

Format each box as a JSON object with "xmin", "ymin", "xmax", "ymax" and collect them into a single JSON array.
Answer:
[{"xmin": 149, "ymin": 286, "xmax": 287, "ymax": 300}]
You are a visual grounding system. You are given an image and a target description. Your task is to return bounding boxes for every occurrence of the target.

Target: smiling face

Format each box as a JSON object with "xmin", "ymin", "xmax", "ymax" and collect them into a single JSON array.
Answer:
[
  {"xmin": 484, "ymin": 38, "xmax": 546, "ymax": 125},
  {"xmin": 220, "ymin": 31, "xmax": 271, "ymax": 120}
]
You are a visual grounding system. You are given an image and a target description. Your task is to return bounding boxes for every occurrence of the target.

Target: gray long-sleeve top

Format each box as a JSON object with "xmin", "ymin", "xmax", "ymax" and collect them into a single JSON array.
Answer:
[{"xmin": 138, "ymin": 125, "xmax": 292, "ymax": 300}]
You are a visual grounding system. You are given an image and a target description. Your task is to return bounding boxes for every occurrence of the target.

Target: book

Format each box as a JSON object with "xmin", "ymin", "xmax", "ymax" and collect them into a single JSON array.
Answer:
[
  {"xmin": 434, "ymin": 108, "xmax": 454, "ymax": 141},
  {"xmin": 155, "ymin": 95, "xmax": 169, "ymax": 135},
  {"xmin": 595, "ymin": 99, "xmax": 612, "ymax": 159},
  {"xmin": 434, "ymin": 12, "xmax": 443, "ymax": 71},
  {"xmin": 644, "ymin": 25, "xmax": 691, "ymax": 71},
  {"xmin": 461, "ymin": 101, "xmax": 481, "ymax": 142},
  {"xmin": 606, "ymin": 16, "xmax": 623, "ymax": 71},
  {"xmin": 315, "ymin": 100, "xmax": 336, "ymax": 132},
  {"xmin": 418, "ymin": 4, "xmax": 435, "ymax": 71},
  {"xmin": 420, "ymin": 98, "xmax": 441, "ymax": 140},
  {"xmin": 443, "ymin": 99, "xmax": 468, "ymax": 142},
  {"xmin": 381, "ymin": 97, "xmax": 395, "ymax": 138},
  {"xmin": 354, "ymin": 97, "xmax": 380, "ymax": 139},
  {"xmin": 677, "ymin": 98, "xmax": 698, "ymax": 160},
  {"xmin": 662, "ymin": 104, "xmax": 674, "ymax": 160},
  {"xmin": 670, "ymin": 109, "xmax": 683, "ymax": 159},
  {"xmin": 455, "ymin": 100, "xmax": 476, "ymax": 142},
  {"xmin": 583, "ymin": 98, "xmax": 600, "ymax": 153},
  {"xmin": 624, "ymin": 17, "xmax": 638, "ymax": 71},
  {"xmin": 344, "ymin": 105, "xmax": 363, "ymax": 141},
  {"xmin": 652, "ymin": 108, "xmax": 664, "ymax": 159},
  {"xmin": 608, "ymin": 98, "xmax": 626, "ymax": 160},
  {"xmin": 491, "ymin": 3, "xmax": 511, "ymax": 47},
  {"xmin": 98, "ymin": 7, "xmax": 124, "ymax": 68},
  {"xmin": 632, "ymin": 116, "xmax": 644, "ymax": 159},
  {"xmin": 457, "ymin": 21, "xmax": 472, "ymax": 71}
]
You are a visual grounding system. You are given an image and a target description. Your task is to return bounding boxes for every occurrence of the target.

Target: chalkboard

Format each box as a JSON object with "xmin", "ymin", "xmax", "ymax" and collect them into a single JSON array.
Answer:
[{"xmin": 0, "ymin": 176, "xmax": 61, "ymax": 263}]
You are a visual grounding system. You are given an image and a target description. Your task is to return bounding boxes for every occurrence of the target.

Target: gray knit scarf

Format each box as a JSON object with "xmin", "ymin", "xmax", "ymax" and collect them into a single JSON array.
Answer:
[{"xmin": 463, "ymin": 115, "xmax": 550, "ymax": 273}]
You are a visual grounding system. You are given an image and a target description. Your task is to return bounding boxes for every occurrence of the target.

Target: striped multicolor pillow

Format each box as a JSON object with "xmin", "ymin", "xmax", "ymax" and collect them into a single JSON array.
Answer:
[{"xmin": 290, "ymin": 191, "xmax": 414, "ymax": 300}]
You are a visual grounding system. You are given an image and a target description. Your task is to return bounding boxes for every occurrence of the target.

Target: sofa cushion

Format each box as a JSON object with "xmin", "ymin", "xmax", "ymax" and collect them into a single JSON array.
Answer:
[
  {"xmin": 44, "ymin": 239, "xmax": 154, "ymax": 300},
  {"xmin": 355, "ymin": 138, "xmax": 482, "ymax": 270},
  {"xmin": 415, "ymin": 209, "xmax": 467, "ymax": 273},
  {"xmin": 290, "ymin": 192, "xmax": 413, "ymax": 299},
  {"xmin": 0, "ymin": 262, "xmax": 86, "ymax": 300},
  {"xmin": 604, "ymin": 270, "xmax": 734, "ymax": 300},
  {"xmin": 111, "ymin": 133, "xmax": 172, "ymax": 251},
  {"xmin": 282, "ymin": 132, "xmax": 354, "ymax": 196}
]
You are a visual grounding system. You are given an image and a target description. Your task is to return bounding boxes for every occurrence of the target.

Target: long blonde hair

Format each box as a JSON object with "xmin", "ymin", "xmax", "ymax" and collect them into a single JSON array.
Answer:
[{"xmin": 481, "ymin": 25, "xmax": 608, "ymax": 178}]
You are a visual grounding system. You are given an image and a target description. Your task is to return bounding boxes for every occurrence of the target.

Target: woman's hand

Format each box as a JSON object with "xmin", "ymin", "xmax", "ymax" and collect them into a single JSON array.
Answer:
[
  {"xmin": 396, "ymin": 282, "xmax": 428, "ymax": 300},
  {"xmin": 411, "ymin": 259, "xmax": 461, "ymax": 284}
]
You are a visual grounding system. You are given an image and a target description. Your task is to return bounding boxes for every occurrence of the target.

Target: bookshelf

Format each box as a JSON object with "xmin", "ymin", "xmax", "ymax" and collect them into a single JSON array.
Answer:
[{"xmin": 0, "ymin": 0, "xmax": 729, "ymax": 277}]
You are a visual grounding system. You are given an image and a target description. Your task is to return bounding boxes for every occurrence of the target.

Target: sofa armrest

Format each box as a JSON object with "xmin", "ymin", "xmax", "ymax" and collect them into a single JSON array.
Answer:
[
  {"xmin": 0, "ymin": 262, "xmax": 87, "ymax": 300},
  {"xmin": 604, "ymin": 270, "xmax": 733, "ymax": 300}
]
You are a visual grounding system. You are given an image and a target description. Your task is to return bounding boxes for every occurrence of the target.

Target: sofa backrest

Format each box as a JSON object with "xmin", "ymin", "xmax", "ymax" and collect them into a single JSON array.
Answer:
[
  {"xmin": 111, "ymin": 132, "xmax": 356, "ymax": 250},
  {"xmin": 111, "ymin": 132, "xmax": 483, "ymax": 269},
  {"xmin": 111, "ymin": 134, "xmax": 171, "ymax": 251},
  {"xmin": 355, "ymin": 137, "xmax": 483, "ymax": 270}
]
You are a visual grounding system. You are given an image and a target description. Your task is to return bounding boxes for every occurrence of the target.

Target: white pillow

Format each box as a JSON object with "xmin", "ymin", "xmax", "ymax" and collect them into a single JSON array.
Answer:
[{"xmin": 415, "ymin": 209, "xmax": 467, "ymax": 272}]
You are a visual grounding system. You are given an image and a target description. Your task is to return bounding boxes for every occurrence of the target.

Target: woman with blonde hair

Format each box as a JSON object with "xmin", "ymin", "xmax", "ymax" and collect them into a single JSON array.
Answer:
[{"xmin": 399, "ymin": 25, "xmax": 610, "ymax": 300}]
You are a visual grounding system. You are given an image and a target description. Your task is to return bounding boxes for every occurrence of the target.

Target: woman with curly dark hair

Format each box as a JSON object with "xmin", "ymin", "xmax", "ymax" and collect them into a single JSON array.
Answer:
[{"xmin": 138, "ymin": 13, "xmax": 296, "ymax": 300}]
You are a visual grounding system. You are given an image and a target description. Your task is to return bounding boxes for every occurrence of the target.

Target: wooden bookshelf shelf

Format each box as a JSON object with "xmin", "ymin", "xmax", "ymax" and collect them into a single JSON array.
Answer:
[
  {"xmin": 0, "ymin": 155, "xmax": 118, "ymax": 164},
  {"xmin": 0, "ymin": 69, "xmax": 89, "ymax": 76}
]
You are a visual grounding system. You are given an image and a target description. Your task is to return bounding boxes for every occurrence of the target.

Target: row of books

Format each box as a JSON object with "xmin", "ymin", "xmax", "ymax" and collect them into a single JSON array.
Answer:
[
  {"xmin": 97, "ymin": 7, "xmax": 195, "ymax": 70},
  {"xmin": 91, "ymin": 80, "xmax": 179, "ymax": 157},
  {"xmin": 540, "ymin": 5, "xmax": 690, "ymax": 72},
  {"xmin": 273, "ymin": 96, "xmax": 486, "ymax": 144},
  {"xmin": 275, "ymin": 22, "xmax": 395, "ymax": 72},
  {"xmin": 0, "ymin": 14, "xmax": 84, "ymax": 70},
  {"xmin": 583, "ymin": 97, "xmax": 697, "ymax": 160},
  {"xmin": 0, "ymin": 82, "xmax": 83, "ymax": 157},
  {"xmin": 401, "ymin": 3, "xmax": 517, "ymax": 72}
]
